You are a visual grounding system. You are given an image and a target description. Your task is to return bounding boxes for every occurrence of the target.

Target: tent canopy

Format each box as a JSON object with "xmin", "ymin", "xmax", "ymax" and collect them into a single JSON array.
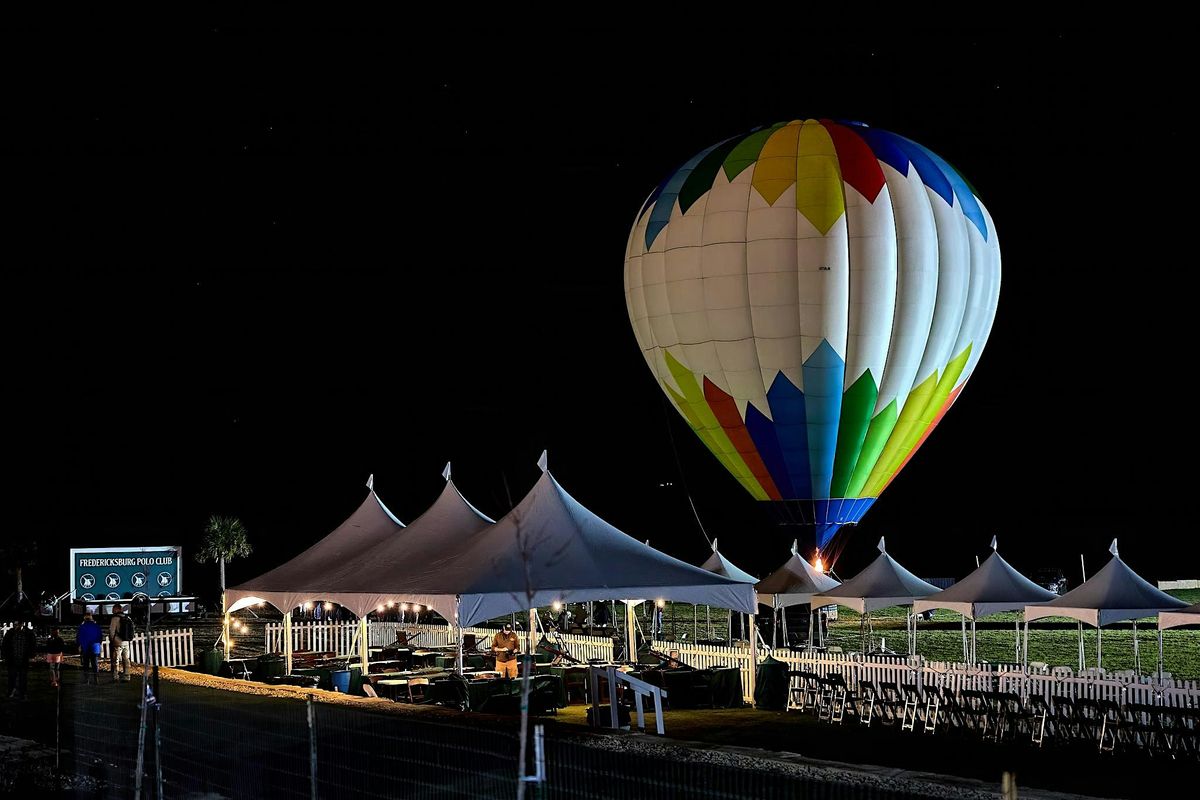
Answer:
[
  {"xmin": 226, "ymin": 476, "xmax": 405, "ymax": 615},
  {"xmin": 912, "ymin": 539, "xmax": 1055, "ymax": 619},
  {"xmin": 1160, "ymin": 602, "xmax": 1200, "ymax": 630},
  {"xmin": 698, "ymin": 539, "xmax": 757, "ymax": 584},
  {"xmin": 427, "ymin": 468, "xmax": 758, "ymax": 626},
  {"xmin": 810, "ymin": 538, "xmax": 940, "ymax": 613},
  {"xmin": 1024, "ymin": 540, "xmax": 1189, "ymax": 627},
  {"xmin": 756, "ymin": 540, "xmax": 840, "ymax": 609}
]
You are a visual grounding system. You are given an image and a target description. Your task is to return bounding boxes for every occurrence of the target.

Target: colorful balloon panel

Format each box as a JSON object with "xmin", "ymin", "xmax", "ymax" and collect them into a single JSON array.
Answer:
[{"xmin": 624, "ymin": 120, "xmax": 1001, "ymax": 546}]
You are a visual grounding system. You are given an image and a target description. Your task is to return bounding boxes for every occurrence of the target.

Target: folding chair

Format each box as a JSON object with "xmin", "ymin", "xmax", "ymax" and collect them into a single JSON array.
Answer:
[
  {"xmin": 877, "ymin": 682, "xmax": 903, "ymax": 726},
  {"xmin": 1028, "ymin": 695, "xmax": 1052, "ymax": 747},
  {"xmin": 857, "ymin": 680, "xmax": 878, "ymax": 727},
  {"xmin": 921, "ymin": 687, "xmax": 942, "ymax": 735},
  {"xmin": 900, "ymin": 684, "xmax": 921, "ymax": 732}
]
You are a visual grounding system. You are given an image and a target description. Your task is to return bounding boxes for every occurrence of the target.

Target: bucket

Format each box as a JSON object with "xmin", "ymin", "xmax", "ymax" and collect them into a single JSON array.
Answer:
[{"xmin": 330, "ymin": 669, "xmax": 352, "ymax": 694}]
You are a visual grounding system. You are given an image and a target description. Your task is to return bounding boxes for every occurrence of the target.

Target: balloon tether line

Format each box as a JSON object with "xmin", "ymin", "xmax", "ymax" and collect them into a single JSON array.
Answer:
[{"xmin": 659, "ymin": 394, "xmax": 712, "ymax": 547}]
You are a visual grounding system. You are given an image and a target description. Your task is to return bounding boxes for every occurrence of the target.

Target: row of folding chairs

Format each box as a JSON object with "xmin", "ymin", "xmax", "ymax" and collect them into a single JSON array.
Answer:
[{"xmin": 786, "ymin": 670, "xmax": 1200, "ymax": 760}]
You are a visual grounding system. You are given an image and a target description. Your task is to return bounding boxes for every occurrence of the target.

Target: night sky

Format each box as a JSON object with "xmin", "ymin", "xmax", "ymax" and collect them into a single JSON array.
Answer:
[{"xmin": 7, "ymin": 28, "xmax": 1192, "ymax": 603}]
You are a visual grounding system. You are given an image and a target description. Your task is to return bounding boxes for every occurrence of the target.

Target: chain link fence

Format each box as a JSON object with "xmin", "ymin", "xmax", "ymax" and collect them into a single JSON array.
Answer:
[{"xmin": 5, "ymin": 664, "xmax": 945, "ymax": 799}]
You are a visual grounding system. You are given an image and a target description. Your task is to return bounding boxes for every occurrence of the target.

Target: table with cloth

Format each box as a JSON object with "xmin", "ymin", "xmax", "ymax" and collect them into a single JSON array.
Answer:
[
  {"xmin": 633, "ymin": 666, "xmax": 743, "ymax": 709},
  {"xmin": 428, "ymin": 674, "xmax": 568, "ymax": 712}
]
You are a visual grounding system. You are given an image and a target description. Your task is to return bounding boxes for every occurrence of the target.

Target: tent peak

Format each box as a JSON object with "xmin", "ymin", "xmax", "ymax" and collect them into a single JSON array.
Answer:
[
  {"xmin": 537, "ymin": 450, "xmax": 548, "ymax": 473},
  {"xmin": 442, "ymin": 462, "xmax": 451, "ymax": 481},
  {"xmin": 990, "ymin": 535, "xmax": 997, "ymax": 551},
  {"xmin": 877, "ymin": 536, "xmax": 886, "ymax": 553},
  {"xmin": 711, "ymin": 538, "xmax": 719, "ymax": 553},
  {"xmin": 1109, "ymin": 538, "xmax": 1119, "ymax": 557},
  {"xmin": 790, "ymin": 539, "xmax": 799, "ymax": 557},
  {"xmin": 366, "ymin": 474, "xmax": 374, "ymax": 491}
]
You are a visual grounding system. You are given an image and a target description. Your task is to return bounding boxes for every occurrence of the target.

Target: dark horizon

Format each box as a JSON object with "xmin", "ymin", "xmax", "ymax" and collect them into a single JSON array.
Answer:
[{"xmin": 6, "ymin": 28, "xmax": 1192, "ymax": 603}]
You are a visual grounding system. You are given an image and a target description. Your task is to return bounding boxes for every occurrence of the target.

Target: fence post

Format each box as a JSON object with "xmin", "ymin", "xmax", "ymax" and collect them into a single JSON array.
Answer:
[
  {"xmin": 307, "ymin": 695, "xmax": 318, "ymax": 800},
  {"xmin": 155, "ymin": 703, "xmax": 164, "ymax": 800}
]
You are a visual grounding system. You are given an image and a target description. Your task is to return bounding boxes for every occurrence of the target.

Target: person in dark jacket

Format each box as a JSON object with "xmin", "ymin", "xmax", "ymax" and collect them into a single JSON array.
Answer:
[
  {"xmin": 2, "ymin": 617, "xmax": 38, "ymax": 699},
  {"xmin": 77, "ymin": 613, "xmax": 104, "ymax": 685}
]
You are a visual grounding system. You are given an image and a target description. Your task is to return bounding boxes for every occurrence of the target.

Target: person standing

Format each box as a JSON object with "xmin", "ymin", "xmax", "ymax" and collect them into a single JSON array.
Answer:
[
  {"xmin": 45, "ymin": 628, "xmax": 66, "ymax": 688},
  {"xmin": 109, "ymin": 605, "xmax": 134, "ymax": 682},
  {"xmin": 77, "ymin": 613, "xmax": 103, "ymax": 685},
  {"xmin": 2, "ymin": 617, "xmax": 37, "ymax": 699},
  {"xmin": 491, "ymin": 622, "xmax": 521, "ymax": 679}
]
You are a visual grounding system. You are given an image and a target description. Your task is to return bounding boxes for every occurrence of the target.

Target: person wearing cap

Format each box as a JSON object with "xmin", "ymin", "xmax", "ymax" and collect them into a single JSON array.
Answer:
[
  {"xmin": 108, "ymin": 605, "xmax": 134, "ymax": 682},
  {"xmin": 491, "ymin": 622, "xmax": 521, "ymax": 679}
]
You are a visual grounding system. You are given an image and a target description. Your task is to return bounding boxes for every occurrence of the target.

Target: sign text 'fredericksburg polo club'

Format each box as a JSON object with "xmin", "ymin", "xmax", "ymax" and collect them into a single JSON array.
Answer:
[{"xmin": 70, "ymin": 546, "xmax": 183, "ymax": 602}]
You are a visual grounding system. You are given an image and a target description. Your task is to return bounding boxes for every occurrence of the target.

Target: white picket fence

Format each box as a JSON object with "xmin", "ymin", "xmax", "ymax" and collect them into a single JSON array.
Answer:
[
  {"xmin": 266, "ymin": 620, "xmax": 615, "ymax": 663},
  {"xmin": 652, "ymin": 640, "xmax": 757, "ymax": 701},
  {"xmin": 257, "ymin": 620, "xmax": 1200, "ymax": 709},
  {"xmin": 99, "ymin": 628, "xmax": 194, "ymax": 668},
  {"xmin": 775, "ymin": 650, "xmax": 1200, "ymax": 709},
  {"xmin": 265, "ymin": 620, "xmax": 360, "ymax": 657}
]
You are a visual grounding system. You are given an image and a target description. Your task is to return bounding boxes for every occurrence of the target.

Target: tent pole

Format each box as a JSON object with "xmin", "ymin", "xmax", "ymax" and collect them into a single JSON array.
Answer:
[
  {"xmin": 1097, "ymin": 626, "xmax": 1102, "ymax": 671},
  {"xmin": 748, "ymin": 612, "xmax": 758, "ymax": 702},
  {"xmin": 1077, "ymin": 622, "xmax": 1084, "ymax": 672},
  {"xmin": 961, "ymin": 614, "xmax": 967, "ymax": 662},
  {"xmin": 1157, "ymin": 628, "xmax": 1164, "ymax": 684},
  {"xmin": 284, "ymin": 608, "xmax": 293, "ymax": 675},
  {"xmin": 781, "ymin": 605, "xmax": 789, "ymax": 649},
  {"xmin": 454, "ymin": 596, "xmax": 464, "ymax": 677},
  {"xmin": 1022, "ymin": 620, "xmax": 1029, "ymax": 670},
  {"xmin": 528, "ymin": 608, "xmax": 536, "ymax": 665},
  {"xmin": 625, "ymin": 603, "xmax": 637, "ymax": 664},
  {"xmin": 706, "ymin": 605, "xmax": 711, "ymax": 639},
  {"xmin": 971, "ymin": 620, "xmax": 977, "ymax": 664},
  {"xmin": 359, "ymin": 615, "xmax": 369, "ymax": 676},
  {"xmin": 693, "ymin": 604, "xmax": 697, "ymax": 642},
  {"xmin": 1132, "ymin": 620, "xmax": 1139, "ymax": 676}
]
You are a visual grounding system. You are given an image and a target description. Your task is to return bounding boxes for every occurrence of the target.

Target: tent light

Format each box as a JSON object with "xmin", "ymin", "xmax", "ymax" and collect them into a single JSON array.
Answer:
[
  {"xmin": 815, "ymin": 557, "xmax": 824, "ymax": 573},
  {"xmin": 324, "ymin": 602, "xmax": 333, "ymax": 611},
  {"xmin": 386, "ymin": 601, "xmax": 395, "ymax": 608},
  {"xmin": 552, "ymin": 601, "xmax": 562, "ymax": 611},
  {"xmin": 655, "ymin": 599, "xmax": 665, "ymax": 608},
  {"xmin": 413, "ymin": 605, "xmax": 422, "ymax": 612},
  {"xmin": 304, "ymin": 601, "xmax": 313, "ymax": 610},
  {"xmin": 401, "ymin": 603, "xmax": 409, "ymax": 611},
  {"xmin": 376, "ymin": 605, "xmax": 384, "ymax": 613}
]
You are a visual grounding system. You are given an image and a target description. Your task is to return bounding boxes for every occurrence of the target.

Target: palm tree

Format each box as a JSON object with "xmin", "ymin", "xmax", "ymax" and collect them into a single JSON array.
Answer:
[{"xmin": 196, "ymin": 515, "xmax": 252, "ymax": 615}]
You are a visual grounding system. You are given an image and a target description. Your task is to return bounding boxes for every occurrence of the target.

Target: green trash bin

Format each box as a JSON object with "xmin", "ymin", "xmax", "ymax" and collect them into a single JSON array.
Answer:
[
  {"xmin": 257, "ymin": 654, "xmax": 286, "ymax": 680},
  {"xmin": 199, "ymin": 648, "xmax": 222, "ymax": 676},
  {"xmin": 754, "ymin": 655, "xmax": 789, "ymax": 711}
]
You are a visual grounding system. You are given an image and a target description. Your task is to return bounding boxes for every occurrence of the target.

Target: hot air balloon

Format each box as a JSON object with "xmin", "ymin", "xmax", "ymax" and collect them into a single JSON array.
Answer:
[{"xmin": 624, "ymin": 120, "xmax": 1000, "ymax": 554}]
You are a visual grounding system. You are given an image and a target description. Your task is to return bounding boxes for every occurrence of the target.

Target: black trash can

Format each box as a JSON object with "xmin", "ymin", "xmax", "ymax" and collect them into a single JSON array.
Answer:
[
  {"xmin": 199, "ymin": 648, "xmax": 222, "ymax": 676},
  {"xmin": 257, "ymin": 654, "xmax": 286, "ymax": 680},
  {"xmin": 754, "ymin": 656, "xmax": 789, "ymax": 711}
]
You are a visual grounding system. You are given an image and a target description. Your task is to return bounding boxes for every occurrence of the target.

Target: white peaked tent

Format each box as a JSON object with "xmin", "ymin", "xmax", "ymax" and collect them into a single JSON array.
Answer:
[
  {"xmin": 1158, "ymin": 603, "xmax": 1200, "ymax": 681},
  {"xmin": 428, "ymin": 464, "xmax": 758, "ymax": 627},
  {"xmin": 755, "ymin": 540, "xmax": 841, "ymax": 649},
  {"xmin": 756, "ymin": 540, "xmax": 841, "ymax": 609},
  {"xmin": 697, "ymin": 539, "xmax": 758, "ymax": 647},
  {"xmin": 810, "ymin": 538, "xmax": 940, "ymax": 654},
  {"xmin": 223, "ymin": 474, "xmax": 406, "ymax": 673},
  {"xmin": 1023, "ymin": 540, "xmax": 1188, "ymax": 671},
  {"xmin": 912, "ymin": 537, "xmax": 1055, "ymax": 662},
  {"xmin": 698, "ymin": 539, "xmax": 757, "ymax": 583},
  {"xmin": 226, "ymin": 474, "xmax": 405, "ymax": 617},
  {"xmin": 1159, "ymin": 602, "xmax": 1200, "ymax": 630}
]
